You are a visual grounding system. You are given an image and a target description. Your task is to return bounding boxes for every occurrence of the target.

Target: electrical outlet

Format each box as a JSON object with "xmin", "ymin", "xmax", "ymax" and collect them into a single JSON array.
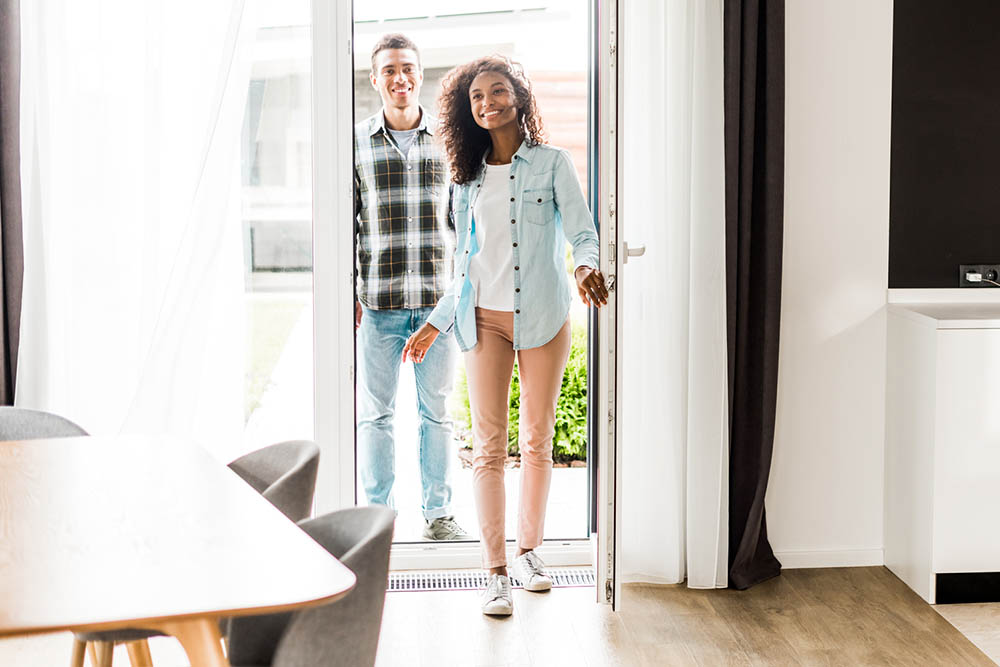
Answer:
[{"xmin": 959, "ymin": 264, "xmax": 1000, "ymax": 287}]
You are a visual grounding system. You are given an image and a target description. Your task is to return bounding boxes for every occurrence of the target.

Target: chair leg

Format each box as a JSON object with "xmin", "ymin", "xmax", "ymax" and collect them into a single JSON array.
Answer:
[
  {"xmin": 94, "ymin": 641, "xmax": 114, "ymax": 667},
  {"xmin": 87, "ymin": 643, "xmax": 99, "ymax": 667},
  {"xmin": 125, "ymin": 640, "xmax": 153, "ymax": 667},
  {"xmin": 70, "ymin": 638, "xmax": 87, "ymax": 667}
]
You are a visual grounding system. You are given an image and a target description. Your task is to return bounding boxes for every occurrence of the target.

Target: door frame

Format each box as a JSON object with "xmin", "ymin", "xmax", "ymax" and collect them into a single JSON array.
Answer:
[
  {"xmin": 591, "ymin": 0, "xmax": 622, "ymax": 608},
  {"xmin": 311, "ymin": 2, "xmax": 621, "ymax": 591},
  {"xmin": 312, "ymin": 0, "xmax": 356, "ymax": 513}
]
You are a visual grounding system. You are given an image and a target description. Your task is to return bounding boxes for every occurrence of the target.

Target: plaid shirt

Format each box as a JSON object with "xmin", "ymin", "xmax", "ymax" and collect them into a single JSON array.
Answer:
[{"xmin": 354, "ymin": 109, "xmax": 454, "ymax": 310}]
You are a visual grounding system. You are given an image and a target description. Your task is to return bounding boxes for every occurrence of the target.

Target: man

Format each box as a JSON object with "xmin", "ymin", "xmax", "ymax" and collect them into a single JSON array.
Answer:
[{"xmin": 354, "ymin": 34, "xmax": 467, "ymax": 540}]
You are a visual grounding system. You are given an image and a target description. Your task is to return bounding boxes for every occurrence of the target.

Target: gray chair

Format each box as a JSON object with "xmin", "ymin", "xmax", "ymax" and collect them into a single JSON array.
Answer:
[
  {"xmin": 227, "ymin": 506, "xmax": 396, "ymax": 667},
  {"xmin": 0, "ymin": 406, "xmax": 87, "ymax": 441},
  {"xmin": 227, "ymin": 440, "xmax": 321, "ymax": 523}
]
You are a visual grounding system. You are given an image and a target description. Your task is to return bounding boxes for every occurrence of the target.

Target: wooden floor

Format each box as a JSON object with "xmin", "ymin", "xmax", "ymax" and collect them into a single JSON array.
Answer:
[
  {"xmin": 935, "ymin": 602, "xmax": 1000, "ymax": 664},
  {"xmin": 0, "ymin": 567, "xmax": 995, "ymax": 666},
  {"xmin": 376, "ymin": 567, "xmax": 994, "ymax": 666}
]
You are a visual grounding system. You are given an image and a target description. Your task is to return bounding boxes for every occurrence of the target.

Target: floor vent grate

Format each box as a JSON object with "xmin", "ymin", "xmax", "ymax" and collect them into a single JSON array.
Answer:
[{"xmin": 388, "ymin": 567, "xmax": 595, "ymax": 592}]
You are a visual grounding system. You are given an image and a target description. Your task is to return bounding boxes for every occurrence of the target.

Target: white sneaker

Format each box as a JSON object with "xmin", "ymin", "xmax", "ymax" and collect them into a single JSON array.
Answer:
[
  {"xmin": 481, "ymin": 574, "xmax": 513, "ymax": 616},
  {"xmin": 511, "ymin": 551, "xmax": 552, "ymax": 592}
]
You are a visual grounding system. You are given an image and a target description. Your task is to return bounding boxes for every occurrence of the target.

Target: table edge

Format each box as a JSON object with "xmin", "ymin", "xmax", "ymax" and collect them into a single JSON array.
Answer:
[{"xmin": 0, "ymin": 577, "xmax": 356, "ymax": 640}]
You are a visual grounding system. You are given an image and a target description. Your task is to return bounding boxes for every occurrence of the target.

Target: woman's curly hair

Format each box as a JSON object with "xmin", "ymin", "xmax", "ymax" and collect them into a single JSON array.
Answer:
[{"xmin": 436, "ymin": 56, "xmax": 546, "ymax": 184}]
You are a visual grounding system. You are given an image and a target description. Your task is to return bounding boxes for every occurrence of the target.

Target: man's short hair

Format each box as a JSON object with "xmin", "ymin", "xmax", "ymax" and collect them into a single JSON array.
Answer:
[{"xmin": 371, "ymin": 33, "xmax": 421, "ymax": 72}]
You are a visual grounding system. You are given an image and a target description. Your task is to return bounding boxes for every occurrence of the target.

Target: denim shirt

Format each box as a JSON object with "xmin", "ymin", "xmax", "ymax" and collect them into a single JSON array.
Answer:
[{"xmin": 427, "ymin": 141, "xmax": 599, "ymax": 351}]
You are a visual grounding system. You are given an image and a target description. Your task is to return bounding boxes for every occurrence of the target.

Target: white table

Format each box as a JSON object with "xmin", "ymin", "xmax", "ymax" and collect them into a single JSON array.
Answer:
[{"xmin": 0, "ymin": 435, "xmax": 356, "ymax": 665}]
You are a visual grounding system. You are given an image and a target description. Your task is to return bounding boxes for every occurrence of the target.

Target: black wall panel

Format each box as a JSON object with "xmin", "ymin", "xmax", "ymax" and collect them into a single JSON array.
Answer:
[{"xmin": 890, "ymin": 0, "xmax": 1000, "ymax": 288}]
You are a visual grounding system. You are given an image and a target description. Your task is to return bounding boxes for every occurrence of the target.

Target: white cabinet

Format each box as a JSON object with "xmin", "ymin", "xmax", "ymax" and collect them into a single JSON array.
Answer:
[{"xmin": 885, "ymin": 302, "xmax": 1000, "ymax": 603}]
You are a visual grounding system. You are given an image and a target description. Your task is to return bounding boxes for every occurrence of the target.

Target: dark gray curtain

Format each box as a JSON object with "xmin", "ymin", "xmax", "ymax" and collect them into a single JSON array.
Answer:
[
  {"xmin": 724, "ymin": 0, "xmax": 784, "ymax": 590},
  {"xmin": 0, "ymin": 0, "xmax": 22, "ymax": 405}
]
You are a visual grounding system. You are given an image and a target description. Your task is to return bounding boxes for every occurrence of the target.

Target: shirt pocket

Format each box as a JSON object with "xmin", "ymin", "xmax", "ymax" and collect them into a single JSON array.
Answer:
[
  {"xmin": 523, "ymin": 187, "xmax": 555, "ymax": 225},
  {"xmin": 452, "ymin": 189, "xmax": 470, "ymax": 218},
  {"xmin": 423, "ymin": 157, "xmax": 447, "ymax": 189}
]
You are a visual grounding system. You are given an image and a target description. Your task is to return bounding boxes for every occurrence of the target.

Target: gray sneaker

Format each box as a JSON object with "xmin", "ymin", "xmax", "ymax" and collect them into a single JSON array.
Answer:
[{"xmin": 422, "ymin": 515, "xmax": 469, "ymax": 541}]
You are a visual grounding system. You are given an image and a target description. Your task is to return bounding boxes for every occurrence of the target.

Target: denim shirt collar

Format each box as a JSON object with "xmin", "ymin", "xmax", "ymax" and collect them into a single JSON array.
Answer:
[
  {"xmin": 512, "ymin": 140, "xmax": 535, "ymax": 163},
  {"xmin": 477, "ymin": 139, "xmax": 535, "ymax": 169}
]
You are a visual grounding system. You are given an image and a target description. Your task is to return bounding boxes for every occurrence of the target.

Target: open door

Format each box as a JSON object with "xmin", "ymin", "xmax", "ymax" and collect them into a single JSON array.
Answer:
[
  {"xmin": 315, "ymin": 0, "xmax": 622, "ymax": 586},
  {"xmin": 592, "ymin": 0, "xmax": 622, "ymax": 608}
]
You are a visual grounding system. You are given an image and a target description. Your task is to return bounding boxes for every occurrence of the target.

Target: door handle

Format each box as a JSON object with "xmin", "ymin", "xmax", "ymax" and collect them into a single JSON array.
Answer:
[{"xmin": 623, "ymin": 242, "xmax": 646, "ymax": 264}]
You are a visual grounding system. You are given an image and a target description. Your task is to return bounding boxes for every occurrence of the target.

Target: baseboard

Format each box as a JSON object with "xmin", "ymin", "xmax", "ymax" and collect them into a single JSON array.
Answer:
[
  {"xmin": 775, "ymin": 548, "xmax": 884, "ymax": 569},
  {"xmin": 619, "ymin": 549, "xmax": 884, "ymax": 585}
]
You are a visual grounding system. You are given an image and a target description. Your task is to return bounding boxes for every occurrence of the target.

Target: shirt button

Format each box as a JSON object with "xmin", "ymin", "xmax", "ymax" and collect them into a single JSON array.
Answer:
[
  {"xmin": 407, "ymin": 165, "xmax": 412, "ymax": 170},
  {"xmin": 510, "ymin": 219, "xmax": 515, "ymax": 224},
  {"xmin": 515, "ymin": 309, "xmax": 520, "ymax": 314},
  {"xmin": 537, "ymin": 198, "xmax": 543, "ymax": 203},
  {"xmin": 407, "ymin": 269, "xmax": 413, "ymax": 273},
  {"xmin": 512, "ymin": 243, "xmax": 518, "ymax": 247},
  {"xmin": 514, "ymin": 266, "xmax": 520, "ymax": 270},
  {"xmin": 515, "ymin": 288, "xmax": 520, "ymax": 293},
  {"xmin": 408, "ymin": 217, "xmax": 413, "ymax": 222},
  {"xmin": 510, "ymin": 175, "xmax": 514, "ymax": 180},
  {"xmin": 510, "ymin": 197, "xmax": 515, "ymax": 202}
]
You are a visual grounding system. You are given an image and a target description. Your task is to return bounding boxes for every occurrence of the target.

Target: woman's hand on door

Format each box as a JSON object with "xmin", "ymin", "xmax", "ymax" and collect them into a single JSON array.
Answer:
[
  {"xmin": 575, "ymin": 266, "xmax": 609, "ymax": 307},
  {"xmin": 403, "ymin": 323, "xmax": 440, "ymax": 363}
]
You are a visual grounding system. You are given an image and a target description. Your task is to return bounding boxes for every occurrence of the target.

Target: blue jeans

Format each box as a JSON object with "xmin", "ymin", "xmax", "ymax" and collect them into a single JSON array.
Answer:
[{"xmin": 357, "ymin": 306, "xmax": 456, "ymax": 520}]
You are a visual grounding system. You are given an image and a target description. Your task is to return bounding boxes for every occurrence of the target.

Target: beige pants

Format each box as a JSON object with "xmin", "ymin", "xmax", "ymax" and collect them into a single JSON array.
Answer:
[{"xmin": 465, "ymin": 308, "xmax": 572, "ymax": 568}]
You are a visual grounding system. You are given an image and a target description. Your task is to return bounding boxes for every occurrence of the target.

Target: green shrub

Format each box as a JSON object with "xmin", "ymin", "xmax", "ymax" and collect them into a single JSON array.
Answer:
[{"xmin": 452, "ymin": 322, "xmax": 588, "ymax": 462}]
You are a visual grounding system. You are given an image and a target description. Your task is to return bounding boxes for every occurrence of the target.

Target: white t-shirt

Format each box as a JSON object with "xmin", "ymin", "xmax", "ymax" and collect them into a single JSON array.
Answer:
[
  {"xmin": 469, "ymin": 163, "xmax": 515, "ymax": 311},
  {"xmin": 388, "ymin": 127, "xmax": 419, "ymax": 158}
]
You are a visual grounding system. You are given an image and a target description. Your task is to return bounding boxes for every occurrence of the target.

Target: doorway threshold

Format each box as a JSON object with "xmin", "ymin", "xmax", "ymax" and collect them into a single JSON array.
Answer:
[
  {"xmin": 389, "ymin": 539, "xmax": 593, "ymax": 571},
  {"xmin": 389, "ymin": 567, "xmax": 595, "ymax": 592}
]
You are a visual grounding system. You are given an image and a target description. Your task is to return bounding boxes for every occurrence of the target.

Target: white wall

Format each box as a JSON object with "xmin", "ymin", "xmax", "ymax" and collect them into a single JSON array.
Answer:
[{"xmin": 767, "ymin": 0, "xmax": 894, "ymax": 568}]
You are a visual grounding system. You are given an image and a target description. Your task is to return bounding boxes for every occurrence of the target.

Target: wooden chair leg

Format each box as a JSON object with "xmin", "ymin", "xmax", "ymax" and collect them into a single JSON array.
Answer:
[
  {"xmin": 87, "ymin": 642, "xmax": 99, "ymax": 667},
  {"xmin": 125, "ymin": 640, "xmax": 154, "ymax": 667},
  {"xmin": 70, "ymin": 637, "xmax": 87, "ymax": 667},
  {"xmin": 94, "ymin": 641, "xmax": 114, "ymax": 667}
]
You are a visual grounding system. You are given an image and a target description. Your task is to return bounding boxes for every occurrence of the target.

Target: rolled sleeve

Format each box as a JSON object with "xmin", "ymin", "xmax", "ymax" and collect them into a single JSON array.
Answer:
[{"xmin": 427, "ymin": 286, "xmax": 456, "ymax": 333}]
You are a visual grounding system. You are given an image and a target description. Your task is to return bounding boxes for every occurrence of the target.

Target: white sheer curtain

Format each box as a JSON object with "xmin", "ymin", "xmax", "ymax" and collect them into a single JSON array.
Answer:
[
  {"xmin": 17, "ymin": 1, "xmax": 254, "ymax": 461},
  {"xmin": 619, "ymin": 0, "xmax": 729, "ymax": 588}
]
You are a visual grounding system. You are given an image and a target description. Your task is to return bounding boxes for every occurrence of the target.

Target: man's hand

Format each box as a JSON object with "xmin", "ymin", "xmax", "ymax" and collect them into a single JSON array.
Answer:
[
  {"xmin": 575, "ymin": 266, "xmax": 609, "ymax": 307},
  {"xmin": 355, "ymin": 302, "xmax": 363, "ymax": 329},
  {"xmin": 403, "ymin": 323, "xmax": 440, "ymax": 363}
]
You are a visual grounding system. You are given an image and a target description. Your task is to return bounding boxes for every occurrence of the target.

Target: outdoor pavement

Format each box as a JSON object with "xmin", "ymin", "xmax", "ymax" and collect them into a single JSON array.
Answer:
[{"xmin": 241, "ymin": 295, "xmax": 589, "ymax": 543}]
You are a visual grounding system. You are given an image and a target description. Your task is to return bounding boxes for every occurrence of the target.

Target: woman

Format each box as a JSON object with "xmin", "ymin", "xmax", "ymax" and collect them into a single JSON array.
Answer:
[{"xmin": 403, "ymin": 56, "xmax": 608, "ymax": 616}]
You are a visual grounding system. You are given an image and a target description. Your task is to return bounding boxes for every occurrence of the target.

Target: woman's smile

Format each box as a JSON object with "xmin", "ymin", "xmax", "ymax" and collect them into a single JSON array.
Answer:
[{"xmin": 469, "ymin": 71, "xmax": 520, "ymax": 130}]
